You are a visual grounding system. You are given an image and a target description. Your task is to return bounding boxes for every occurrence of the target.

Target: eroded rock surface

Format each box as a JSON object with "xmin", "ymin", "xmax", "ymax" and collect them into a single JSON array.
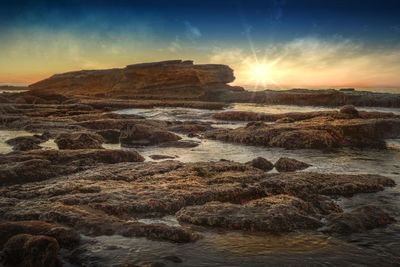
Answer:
[
  {"xmin": 213, "ymin": 108, "xmax": 397, "ymax": 123},
  {"xmin": 176, "ymin": 195, "xmax": 323, "ymax": 232},
  {"xmin": 0, "ymin": 149, "xmax": 144, "ymax": 185},
  {"xmin": 55, "ymin": 132, "xmax": 104, "ymax": 150},
  {"xmin": 0, "ymin": 220, "xmax": 80, "ymax": 249},
  {"xmin": 29, "ymin": 60, "xmax": 239, "ymax": 99},
  {"xmin": 1, "ymin": 233, "xmax": 61, "ymax": 267},
  {"xmin": 323, "ymin": 205, "xmax": 396, "ymax": 234},
  {"xmin": 119, "ymin": 124, "xmax": 181, "ymax": 147},
  {"xmin": 0, "ymin": 160, "xmax": 395, "ymax": 240},
  {"xmin": 5, "ymin": 135, "xmax": 47, "ymax": 151},
  {"xmin": 246, "ymin": 157, "xmax": 274, "ymax": 172}
]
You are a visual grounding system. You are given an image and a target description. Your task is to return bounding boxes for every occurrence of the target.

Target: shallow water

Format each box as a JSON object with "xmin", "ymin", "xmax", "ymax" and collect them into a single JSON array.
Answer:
[
  {"xmin": 0, "ymin": 90, "xmax": 28, "ymax": 94},
  {"xmin": 112, "ymin": 104, "xmax": 400, "ymax": 266},
  {"xmin": 0, "ymin": 130, "xmax": 33, "ymax": 153},
  {"xmin": 115, "ymin": 103, "xmax": 400, "ymax": 124},
  {"xmin": 2, "ymin": 103, "xmax": 400, "ymax": 266}
]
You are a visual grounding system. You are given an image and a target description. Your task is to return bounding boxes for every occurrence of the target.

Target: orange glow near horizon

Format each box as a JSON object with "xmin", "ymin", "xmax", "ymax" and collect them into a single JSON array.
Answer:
[{"xmin": 1, "ymin": 36, "xmax": 400, "ymax": 90}]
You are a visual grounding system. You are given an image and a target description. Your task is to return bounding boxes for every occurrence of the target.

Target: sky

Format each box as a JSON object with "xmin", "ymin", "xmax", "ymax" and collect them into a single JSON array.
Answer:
[{"xmin": 1, "ymin": 0, "xmax": 400, "ymax": 89}]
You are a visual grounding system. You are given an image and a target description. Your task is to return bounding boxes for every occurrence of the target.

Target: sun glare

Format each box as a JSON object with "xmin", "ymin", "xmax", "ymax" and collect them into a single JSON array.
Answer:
[{"xmin": 245, "ymin": 60, "xmax": 278, "ymax": 89}]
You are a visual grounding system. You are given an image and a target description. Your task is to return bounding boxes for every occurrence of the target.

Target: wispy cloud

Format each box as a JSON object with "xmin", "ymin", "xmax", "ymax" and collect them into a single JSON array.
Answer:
[
  {"xmin": 184, "ymin": 21, "xmax": 202, "ymax": 40},
  {"xmin": 167, "ymin": 37, "xmax": 182, "ymax": 53}
]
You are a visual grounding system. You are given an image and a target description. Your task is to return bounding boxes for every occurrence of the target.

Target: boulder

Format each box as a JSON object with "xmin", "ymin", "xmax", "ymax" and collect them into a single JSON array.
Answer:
[
  {"xmin": 339, "ymin": 105, "xmax": 359, "ymax": 116},
  {"xmin": 323, "ymin": 205, "xmax": 395, "ymax": 234},
  {"xmin": 55, "ymin": 132, "xmax": 104, "ymax": 150},
  {"xmin": 157, "ymin": 140, "xmax": 200, "ymax": 148},
  {"xmin": 96, "ymin": 129, "xmax": 121, "ymax": 144},
  {"xmin": 6, "ymin": 136, "xmax": 42, "ymax": 151},
  {"xmin": 246, "ymin": 157, "xmax": 274, "ymax": 171},
  {"xmin": 5, "ymin": 133, "xmax": 49, "ymax": 151},
  {"xmin": 120, "ymin": 124, "xmax": 181, "ymax": 146},
  {"xmin": 149, "ymin": 155, "xmax": 177, "ymax": 160},
  {"xmin": 1, "ymin": 234, "xmax": 60, "ymax": 267},
  {"xmin": 274, "ymin": 157, "xmax": 311, "ymax": 172},
  {"xmin": 0, "ymin": 221, "xmax": 80, "ymax": 249}
]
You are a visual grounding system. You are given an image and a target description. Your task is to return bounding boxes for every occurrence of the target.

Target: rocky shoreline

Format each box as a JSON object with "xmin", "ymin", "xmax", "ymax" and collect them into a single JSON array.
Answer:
[{"xmin": 1, "ymin": 61, "xmax": 399, "ymax": 266}]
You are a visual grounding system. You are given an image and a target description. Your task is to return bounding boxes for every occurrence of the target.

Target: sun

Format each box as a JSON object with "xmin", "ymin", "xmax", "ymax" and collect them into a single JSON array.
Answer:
[
  {"xmin": 244, "ymin": 59, "xmax": 280, "ymax": 89},
  {"xmin": 251, "ymin": 63, "xmax": 269, "ymax": 80}
]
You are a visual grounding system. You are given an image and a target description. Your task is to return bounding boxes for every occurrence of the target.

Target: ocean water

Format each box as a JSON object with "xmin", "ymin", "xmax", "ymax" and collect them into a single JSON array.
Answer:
[{"xmin": 1, "ymin": 103, "xmax": 400, "ymax": 266}]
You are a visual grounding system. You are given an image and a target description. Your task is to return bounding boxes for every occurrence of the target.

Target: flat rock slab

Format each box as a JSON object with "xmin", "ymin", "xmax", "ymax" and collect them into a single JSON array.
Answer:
[{"xmin": 0, "ymin": 149, "xmax": 144, "ymax": 185}]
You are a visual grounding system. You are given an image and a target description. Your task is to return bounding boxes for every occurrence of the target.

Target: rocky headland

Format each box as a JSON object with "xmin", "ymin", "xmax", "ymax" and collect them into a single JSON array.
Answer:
[{"xmin": 22, "ymin": 60, "xmax": 400, "ymax": 108}]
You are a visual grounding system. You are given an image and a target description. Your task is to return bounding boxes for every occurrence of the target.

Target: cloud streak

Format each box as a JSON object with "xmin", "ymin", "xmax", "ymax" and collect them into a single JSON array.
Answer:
[{"xmin": 184, "ymin": 21, "xmax": 202, "ymax": 40}]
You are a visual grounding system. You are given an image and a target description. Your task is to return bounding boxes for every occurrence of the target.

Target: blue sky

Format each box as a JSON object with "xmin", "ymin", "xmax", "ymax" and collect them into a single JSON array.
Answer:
[{"xmin": 1, "ymin": 0, "xmax": 400, "ymax": 88}]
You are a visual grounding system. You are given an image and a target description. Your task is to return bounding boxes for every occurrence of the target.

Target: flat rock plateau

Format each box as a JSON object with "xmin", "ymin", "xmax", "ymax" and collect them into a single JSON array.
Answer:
[{"xmin": 0, "ymin": 60, "xmax": 399, "ymax": 267}]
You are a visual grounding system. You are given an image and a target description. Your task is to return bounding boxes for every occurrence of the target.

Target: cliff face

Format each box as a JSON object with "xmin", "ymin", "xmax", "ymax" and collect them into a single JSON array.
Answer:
[{"xmin": 29, "ymin": 60, "xmax": 240, "ymax": 99}]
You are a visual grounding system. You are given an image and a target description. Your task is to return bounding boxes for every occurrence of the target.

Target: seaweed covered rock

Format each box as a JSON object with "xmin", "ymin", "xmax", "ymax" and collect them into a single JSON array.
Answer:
[
  {"xmin": 205, "ymin": 116, "xmax": 400, "ymax": 150},
  {"xmin": 0, "ymin": 149, "xmax": 144, "ymax": 185},
  {"xmin": 5, "ymin": 133, "xmax": 49, "ymax": 151},
  {"xmin": 55, "ymin": 132, "xmax": 104, "ymax": 150},
  {"xmin": 176, "ymin": 195, "xmax": 323, "ymax": 232},
  {"xmin": 1, "ymin": 234, "xmax": 61, "ymax": 267},
  {"xmin": 0, "ymin": 221, "xmax": 80, "ymax": 249},
  {"xmin": 119, "ymin": 124, "xmax": 181, "ymax": 146},
  {"xmin": 339, "ymin": 105, "xmax": 359, "ymax": 116},
  {"xmin": 322, "ymin": 205, "xmax": 396, "ymax": 234},
  {"xmin": 246, "ymin": 157, "xmax": 274, "ymax": 171},
  {"xmin": 274, "ymin": 157, "xmax": 311, "ymax": 172}
]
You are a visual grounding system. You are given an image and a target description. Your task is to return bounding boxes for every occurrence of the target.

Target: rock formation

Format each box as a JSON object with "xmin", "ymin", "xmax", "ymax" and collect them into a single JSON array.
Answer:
[
  {"xmin": 274, "ymin": 157, "xmax": 311, "ymax": 172},
  {"xmin": 205, "ymin": 116, "xmax": 400, "ymax": 150},
  {"xmin": 54, "ymin": 132, "xmax": 104, "ymax": 150},
  {"xmin": 246, "ymin": 157, "xmax": 274, "ymax": 171},
  {"xmin": 29, "ymin": 60, "xmax": 240, "ymax": 99}
]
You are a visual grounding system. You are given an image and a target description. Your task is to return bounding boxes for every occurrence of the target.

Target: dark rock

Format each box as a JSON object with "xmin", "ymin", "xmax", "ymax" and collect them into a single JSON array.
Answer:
[
  {"xmin": 0, "ymin": 221, "xmax": 80, "ymax": 249},
  {"xmin": 1, "ymin": 234, "xmax": 60, "ymax": 267},
  {"xmin": 96, "ymin": 129, "xmax": 121, "ymax": 143},
  {"xmin": 14, "ymin": 95, "xmax": 48, "ymax": 104},
  {"xmin": 149, "ymin": 155, "xmax": 177, "ymax": 160},
  {"xmin": 5, "ymin": 136, "xmax": 44, "ymax": 151},
  {"xmin": 162, "ymin": 255, "xmax": 183, "ymax": 263},
  {"xmin": 339, "ymin": 105, "xmax": 359, "ymax": 116},
  {"xmin": 120, "ymin": 124, "xmax": 181, "ymax": 146},
  {"xmin": 157, "ymin": 140, "xmax": 200, "ymax": 148},
  {"xmin": 246, "ymin": 157, "xmax": 274, "ymax": 171},
  {"xmin": 55, "ymin": 132, "xmax": 104, "ymax": 150},
  {"xmin": 168, "ymin": 121, "xmax": 213, "ymax": 134},
  {"xmin": 140, "ymin": 262, "xmax": 166, "ymax": 267},
  {"xmin": 275, "ymin": 117, "xmax": 295, "ymax": 123},
  {"xmin": 274, "ymin": 157, "xmax": 311, "ymax": 172},
  {"xmin": 323, "ymin": 205, "xmax": 396, "ymax": 234}
]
